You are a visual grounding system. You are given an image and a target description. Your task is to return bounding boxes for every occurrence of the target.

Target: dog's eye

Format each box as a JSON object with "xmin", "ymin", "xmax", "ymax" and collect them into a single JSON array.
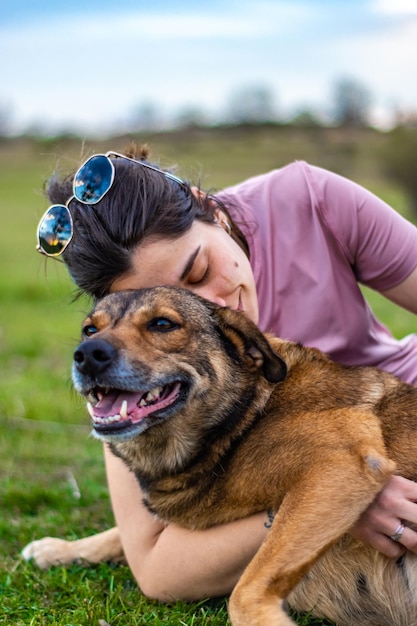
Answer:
[
  {"xmin": 83, "ymin": 324, "xmax": 98, "ymax": 338},
  {"xmin": 147, "ymin": 317, "xmax": 179, "ymax": 333}
]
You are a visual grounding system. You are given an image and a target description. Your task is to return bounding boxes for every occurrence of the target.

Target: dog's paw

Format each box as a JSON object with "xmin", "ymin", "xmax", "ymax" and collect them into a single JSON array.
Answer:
[
  {"xmin": 229, "ymin": 587, "xmax": 295, "ymax": 626},
  {"xmin": 21, "ymin": 537, "xmax": 79, "ymax": 569}
]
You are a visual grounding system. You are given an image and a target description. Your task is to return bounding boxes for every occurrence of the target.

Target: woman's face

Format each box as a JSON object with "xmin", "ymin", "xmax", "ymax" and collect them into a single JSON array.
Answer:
[{"xmin": 110, "ymin": 216, "xmax": 259, "ymax": 324}]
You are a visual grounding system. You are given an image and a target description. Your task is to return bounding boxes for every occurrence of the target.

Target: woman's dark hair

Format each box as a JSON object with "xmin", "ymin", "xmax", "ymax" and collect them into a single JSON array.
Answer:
[{"xmin": 46, "ymin": 144, "xmax": 249, "ymax": 299}]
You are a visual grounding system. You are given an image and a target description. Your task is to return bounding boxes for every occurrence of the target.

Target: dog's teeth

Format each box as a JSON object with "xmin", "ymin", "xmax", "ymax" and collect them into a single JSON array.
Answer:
[
  {"xmin": 146, "ymin": 386, "xmax": 163, "ymax": 402},
  {"xmin": 120, "ymin": 400, "xmax": 128, "ymax": 419},
  {"xmin": 138, "ymin": 386, "xmax": 163, "ymax": 408},
  {"xmin": 86, "ymin": 402, "xmax": 95, "ymax": 418},
  {"xmin": 94, "ymin": 414, "xmax": 121, "ymax": 425}
]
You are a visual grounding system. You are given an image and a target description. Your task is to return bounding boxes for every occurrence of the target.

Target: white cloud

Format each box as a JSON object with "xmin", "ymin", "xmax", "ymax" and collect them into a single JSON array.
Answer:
[
  {"xmin": 0, "ymin": 2, "xmax": 314, "ymax": 46},
  {"xmin": 331, "ymin": 18, "xmax": 417, "ymax": 105},
  {"xmin": 372, "ymin": 0, "xmax": 417, "ymax": 15}
]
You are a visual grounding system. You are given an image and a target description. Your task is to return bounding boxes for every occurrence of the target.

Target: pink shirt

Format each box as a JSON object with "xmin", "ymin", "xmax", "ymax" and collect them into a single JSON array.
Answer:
[{"xmin": 216, "ymin": 161, "xmax": 417, "ymax": 384}]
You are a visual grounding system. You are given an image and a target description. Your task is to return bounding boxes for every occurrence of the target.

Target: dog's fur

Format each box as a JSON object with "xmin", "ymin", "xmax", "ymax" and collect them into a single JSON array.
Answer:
[{"xmin": 23, "ymin": 286, "xmax": 417, "ymax": 625}]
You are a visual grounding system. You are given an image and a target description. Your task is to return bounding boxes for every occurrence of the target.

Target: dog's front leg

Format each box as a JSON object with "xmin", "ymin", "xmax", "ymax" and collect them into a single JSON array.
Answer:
[
  {"xmin": 228, "ymin": 446, "xmax": 394, "ymax": 626},
  {"xmin": 22, "ymin": 526, "xmax": 125, "ymax": 569}
]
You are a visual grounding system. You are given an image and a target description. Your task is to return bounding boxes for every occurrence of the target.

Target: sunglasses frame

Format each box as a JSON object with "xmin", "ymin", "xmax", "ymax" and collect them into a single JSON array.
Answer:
[{"xmin": 36, "ymin": 152, "xmax": 185, "ymax": 257}]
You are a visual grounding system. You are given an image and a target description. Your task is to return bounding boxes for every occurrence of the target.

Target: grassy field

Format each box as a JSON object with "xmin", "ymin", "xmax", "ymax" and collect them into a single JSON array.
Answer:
[{"xmin": 0, "ymin": 127, "xmax": 416, "ymax": 625}]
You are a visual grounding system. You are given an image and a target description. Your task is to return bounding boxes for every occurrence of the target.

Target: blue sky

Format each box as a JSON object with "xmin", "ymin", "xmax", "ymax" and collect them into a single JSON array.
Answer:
[{"xmin": 1, "ymin": 0, "xmax": 416, "ymax": 135}]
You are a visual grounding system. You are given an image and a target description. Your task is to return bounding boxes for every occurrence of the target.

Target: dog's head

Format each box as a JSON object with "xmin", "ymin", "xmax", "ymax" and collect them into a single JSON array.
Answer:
[{"xmin": 72, "ymin": 287, "xmax": 287, "ymax": 454}]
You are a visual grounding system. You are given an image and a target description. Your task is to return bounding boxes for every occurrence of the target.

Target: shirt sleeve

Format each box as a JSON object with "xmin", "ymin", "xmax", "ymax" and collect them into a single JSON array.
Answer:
[{"xmin": 303, "ymin": 162, "xmax": 417, "ymax": 291}]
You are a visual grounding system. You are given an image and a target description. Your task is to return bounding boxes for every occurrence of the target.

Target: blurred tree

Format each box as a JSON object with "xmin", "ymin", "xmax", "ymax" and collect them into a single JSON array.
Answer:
[
  {"xmin": 175, "ymin": 105, "xmax": 209, "ymax": 129},
  {"xmin": 331, "ymin": 77, "xmax": 372, "ymax": 127},
  {"xmin": 289, "ymin": 108, "xmax": 323, "ymax": 127},
  {"xmin": 225, "ymin": 85, "xmax": 278, "ymax": 124},
  {"xmin": 0, "ymin": 100, "xmax": 13, "ymax": 137},
  {"xmin": 129, "ymin": 101, "xmax": 162, "ymax": 131},
  {"xmin": 380, "ymin": 126, "xmax": 417, "ymax": 215}
]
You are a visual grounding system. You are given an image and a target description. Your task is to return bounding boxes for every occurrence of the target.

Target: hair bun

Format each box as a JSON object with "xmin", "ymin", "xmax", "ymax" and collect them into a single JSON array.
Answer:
[{"xmin": 123, "ymin": 142, "xmax": 150, "ymax": 161}]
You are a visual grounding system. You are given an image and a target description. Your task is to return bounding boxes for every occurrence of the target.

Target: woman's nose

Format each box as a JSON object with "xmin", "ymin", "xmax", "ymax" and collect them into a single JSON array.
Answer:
[
  {"xmin": 211, "ymin": 296, "xmax": 227, "ymax": 307},
  {"xmin": 196, "ymin": 288, "xmax": 227, "ymax": 307}
]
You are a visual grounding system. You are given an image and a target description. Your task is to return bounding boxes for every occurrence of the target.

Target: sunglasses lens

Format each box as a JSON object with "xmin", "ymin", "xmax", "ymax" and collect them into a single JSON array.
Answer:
[
  {"xmin": 74, "ymin": 155, "xmax": 114, "ymax": 204},
  {"xmin": 37, "ymin": 205, "xmax": 72, "ymax": 256}
]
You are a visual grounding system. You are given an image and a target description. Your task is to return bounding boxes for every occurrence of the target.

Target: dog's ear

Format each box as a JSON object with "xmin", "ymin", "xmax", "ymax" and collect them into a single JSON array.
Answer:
[
  {"xmin": 245, "ymin": 339, "xmax": 287, "ymax": 383},
  {"xmin": 212, "ymin": 307, "xmax": 287, "ymax": 383}
]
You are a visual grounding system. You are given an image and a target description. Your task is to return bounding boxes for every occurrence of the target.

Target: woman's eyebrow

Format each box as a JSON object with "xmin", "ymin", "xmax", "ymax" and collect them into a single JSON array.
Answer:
[{"xmin": 180, "ymin": 246, "xmax": 201, "ymax": 281}]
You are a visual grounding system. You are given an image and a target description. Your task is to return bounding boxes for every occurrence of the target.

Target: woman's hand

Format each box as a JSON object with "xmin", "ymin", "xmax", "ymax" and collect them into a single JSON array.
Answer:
[{"xmin": 350, "ymin": 475, "xmax": 417, "ymax": 557}]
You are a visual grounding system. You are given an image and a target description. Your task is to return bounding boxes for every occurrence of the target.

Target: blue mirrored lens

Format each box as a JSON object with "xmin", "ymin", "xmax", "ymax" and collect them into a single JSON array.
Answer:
[
  {"xmin": 38, "ymin": 205, "xmax": 72, "ymax": 255},
  {"xmin": 74, "ymin": 155, "xmax": 114, "ymax": 204}
]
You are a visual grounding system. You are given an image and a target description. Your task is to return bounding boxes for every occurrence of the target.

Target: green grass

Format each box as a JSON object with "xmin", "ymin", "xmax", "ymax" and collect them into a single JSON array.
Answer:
[{"xmin": 0, "ymin": 128, "xmax": 416, "ymax": 625}]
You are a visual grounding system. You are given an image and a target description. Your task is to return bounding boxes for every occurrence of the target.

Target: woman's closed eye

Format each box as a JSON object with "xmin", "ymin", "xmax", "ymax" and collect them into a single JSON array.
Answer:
[{"xmin": 188, "ymin": 264, "xmax": 209, "ymax": 285}]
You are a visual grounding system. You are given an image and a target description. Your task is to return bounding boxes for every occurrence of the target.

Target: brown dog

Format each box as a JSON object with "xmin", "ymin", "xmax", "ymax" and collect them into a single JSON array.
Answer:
[{"xmin": 23, "ymin": 286, "xmax": 417, "ymax": 625}]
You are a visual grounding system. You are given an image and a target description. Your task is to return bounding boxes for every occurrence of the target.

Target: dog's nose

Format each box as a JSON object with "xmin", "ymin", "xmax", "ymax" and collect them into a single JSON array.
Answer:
[{"xmin": 73, "ymin": 339, "xmax": 116, "ymax": 376}]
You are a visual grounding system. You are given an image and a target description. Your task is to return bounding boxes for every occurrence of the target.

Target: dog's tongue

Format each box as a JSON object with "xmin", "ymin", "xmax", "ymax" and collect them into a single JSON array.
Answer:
[{"xmin": 94, "ymin": 391, "xmax": 140, "ymax": 418}]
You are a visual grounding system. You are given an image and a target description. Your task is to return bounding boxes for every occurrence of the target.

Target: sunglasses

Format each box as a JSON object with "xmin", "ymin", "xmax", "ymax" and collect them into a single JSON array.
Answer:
[{"xmin": 36, "ymin": 151, "xmax": 185, "ymax": 257}]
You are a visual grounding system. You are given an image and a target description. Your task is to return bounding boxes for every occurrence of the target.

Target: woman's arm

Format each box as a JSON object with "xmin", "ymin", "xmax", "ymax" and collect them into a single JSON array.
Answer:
[
  {"xmin": 381, "ymin": 265, "xmax": 417, "ymax": 315},
  {"xmin": 104, "ymin": 445, "xmax": 269, "ymax": 602}
]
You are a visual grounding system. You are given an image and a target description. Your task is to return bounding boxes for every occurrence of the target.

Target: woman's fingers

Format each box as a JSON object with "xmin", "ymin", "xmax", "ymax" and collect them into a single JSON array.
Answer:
[{"xmin": 350, "ymin": 475, "xmax": 417, "ymax": 557}]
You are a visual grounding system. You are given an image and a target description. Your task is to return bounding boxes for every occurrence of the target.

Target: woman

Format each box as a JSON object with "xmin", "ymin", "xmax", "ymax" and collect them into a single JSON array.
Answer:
[{"xmin": 37, "ymin": 145, "xmax": 417, "ymax": 602}]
